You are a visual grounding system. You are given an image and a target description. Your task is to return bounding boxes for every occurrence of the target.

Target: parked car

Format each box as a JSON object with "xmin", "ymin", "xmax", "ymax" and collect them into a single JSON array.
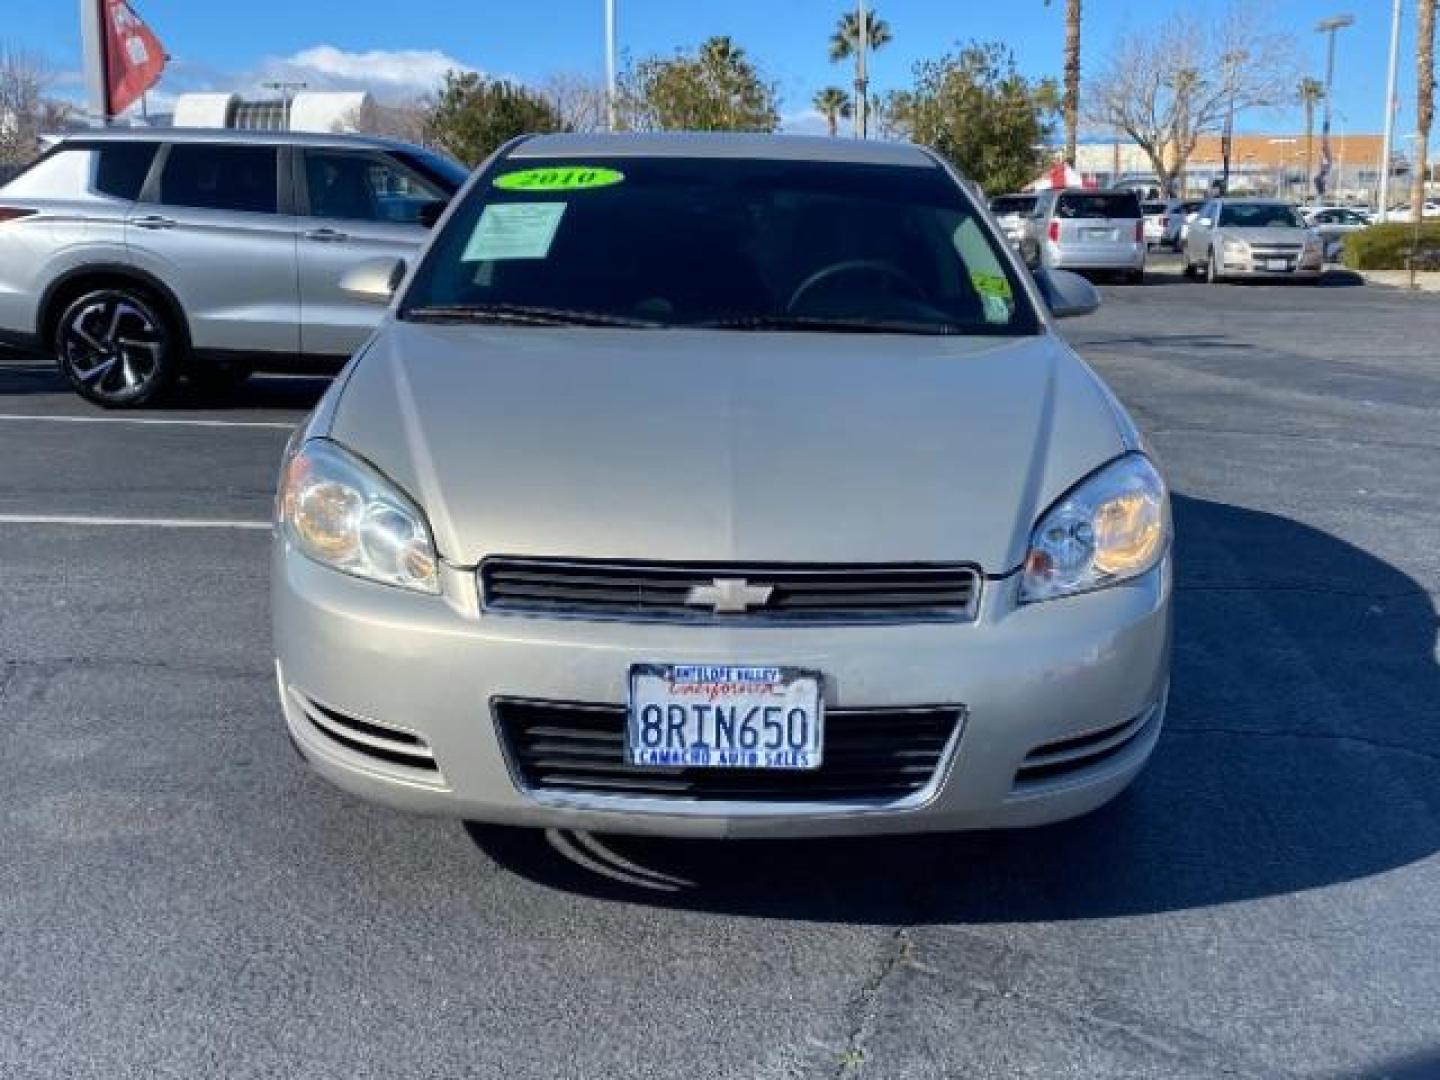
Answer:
[
  {"xmin": 1182, "ymin": 198, "xmax": 1323, "ymax": 283},
  {"xmin": 1160, "ymin": 199, "xmax": 1204, "ymax": 250},
  {"xmin": 988, "ymin": 192, "xmax": 1037, "ymax": 252},
  {"xmin": 0, "ymin": 129, "xmax": 467, "ymax": 407},
  {"xmin": 1141, "ymin": 200, "xmax": 1170, "ymax": 248},
  {"xmin": 1304, "ymin": 206, "xmax": 1371, "ymax": 261},
  {"xmin": 272, "ymin": 132, "xmax": 1172, "ymax": 838},
  {"xmin": 1375, "ymin": 202, "xmax": 1440, "ymax": 222},
  {"xmin": 1031, "ymin": 187, "xmax": 1147, "ymax": 283}
]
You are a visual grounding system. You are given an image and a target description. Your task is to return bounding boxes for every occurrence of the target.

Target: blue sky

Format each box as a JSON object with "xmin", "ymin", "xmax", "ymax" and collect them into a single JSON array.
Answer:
[{"xmin": 9, "ymin": 0, "xmax": 1430, "ymax": 143}]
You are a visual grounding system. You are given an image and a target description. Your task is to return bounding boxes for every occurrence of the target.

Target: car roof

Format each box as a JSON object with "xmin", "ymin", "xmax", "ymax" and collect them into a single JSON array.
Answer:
[
  {"xmin": 58, "ymin": 127, "xmax": 431, "ymax": 154},
  {"xmin": 509, "ymin": 131, "xmax": 938, "ymax": 168}
]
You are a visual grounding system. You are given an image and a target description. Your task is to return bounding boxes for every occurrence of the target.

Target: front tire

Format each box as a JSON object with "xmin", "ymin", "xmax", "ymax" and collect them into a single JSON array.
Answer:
[{"xmin": 54, "ymin": 287, "xmax": 179, "ymax": 408}]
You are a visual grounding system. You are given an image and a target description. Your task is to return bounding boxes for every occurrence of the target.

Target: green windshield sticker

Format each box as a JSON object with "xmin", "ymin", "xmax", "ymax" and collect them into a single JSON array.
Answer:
[
  {"xmin": 971, "ymin": 271, "xmax": 1015, "ymax": 325},
  {"xmin": 462, "ymin": 202, "xmax": 567, "ymax": 261},
  {"xmin": 494, "ymin": 167, "xmax": 625, "ymax": 192},
  {"xmin": 970, "ymin": 271, "xmax": 1013, "ymax": 299}
]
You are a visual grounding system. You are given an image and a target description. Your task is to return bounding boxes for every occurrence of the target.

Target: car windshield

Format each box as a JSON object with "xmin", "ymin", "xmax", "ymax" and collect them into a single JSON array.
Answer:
[
  {"xmin": 1054, "ymin": 193, "xmax": 1141, "ymax": 220},
  {"xmin": 401, "ymin": 155, "xmax": 1040, "ymax": 335},
  {"xmin": 989, "ymin": 195, "xmax": 1036, "ymax": 215},
  {"xmin": 1219, "ymin": 203, "xmax": 1307, "ymax": 229}
]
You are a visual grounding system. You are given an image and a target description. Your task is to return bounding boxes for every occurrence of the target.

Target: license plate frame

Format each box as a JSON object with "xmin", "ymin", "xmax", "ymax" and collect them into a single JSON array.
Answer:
[
  {"xmin": 626, "ymin": 664, "xmax": 824, "ymax": 771},
  {"xmin": 1265, "ymin": 258, "xmax": 1289, "ymax": 271}
]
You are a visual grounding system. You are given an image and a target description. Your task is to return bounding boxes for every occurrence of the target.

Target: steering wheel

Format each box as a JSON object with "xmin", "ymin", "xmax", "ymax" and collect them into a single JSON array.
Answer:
[{"xmin": 786, "ymin": 259, "xmax": 926, "ymax": 313}]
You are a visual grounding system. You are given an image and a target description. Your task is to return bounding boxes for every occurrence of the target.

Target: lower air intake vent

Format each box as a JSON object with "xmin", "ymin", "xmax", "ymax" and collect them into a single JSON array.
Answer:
[
  {"xmin": 1013, "ymin": 709, "xmax": 1156, "ymax": 790},
  {"xmin": 493, "ymin": 698, "xmax": 963, "ymax": 803},
  {"xmin": 296, "ymin": 695, "xmax": 440, "ymax": 776}
]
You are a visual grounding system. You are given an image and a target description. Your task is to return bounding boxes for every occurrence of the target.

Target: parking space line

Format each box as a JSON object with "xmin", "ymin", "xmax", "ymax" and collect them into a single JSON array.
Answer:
[
  {"xmin": 0, "ymin": 514, "xmax": 270, "ymax": 530},
  {"xmin": 0, "ymin": 413, "xmax": 295, "ymax": 430}
]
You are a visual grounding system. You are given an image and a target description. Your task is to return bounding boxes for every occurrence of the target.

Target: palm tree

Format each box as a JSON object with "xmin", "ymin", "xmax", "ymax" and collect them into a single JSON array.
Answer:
[
  {"xmin": 813, "ymin": 86, "xmax": 854, "ymax": 137},
  {"xmin": 828, "ymin": 9, "xmax": 892, "ymax": 61},
  {"xmin": 1413, "ymin": 0, "xmax": 1436, "ymax": 224},
  {"xmin": 1298, "ymin": 77, "xmax": 1325, "ymax": 196},
  {"xmin": 1045, "ymin": 0, "xmax": 1083, "ymax": 166}
]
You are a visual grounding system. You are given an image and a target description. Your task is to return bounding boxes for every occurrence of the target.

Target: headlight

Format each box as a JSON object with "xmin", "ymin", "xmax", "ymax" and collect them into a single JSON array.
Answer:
[
  {"xmin": 1222, "ymin": 238, "xmax": 1250, "ymax": 259},
  {"xmin": 278, "ymin": 439, "xmax": 440, "ymax": 594},
  {"xmin": 1019, "ymin": 454, "xmax": 1170, "ymax": 603}
]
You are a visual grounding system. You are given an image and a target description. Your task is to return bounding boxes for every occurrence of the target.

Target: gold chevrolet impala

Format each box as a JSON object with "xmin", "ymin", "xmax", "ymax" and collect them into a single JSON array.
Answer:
[{"xmin": 272, "ymin": 133, "xmax": 1172, "ymax": 838}]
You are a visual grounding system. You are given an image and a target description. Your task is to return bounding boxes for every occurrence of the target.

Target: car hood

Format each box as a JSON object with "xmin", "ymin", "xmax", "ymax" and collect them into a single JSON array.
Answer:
[
  {"xmin": 1220, "ymin": 227, "xmax": 1312, "ymax": 244},
  {"xmin": 327, "ymin": 323, "xmax": 1129, "ymax": 572}
]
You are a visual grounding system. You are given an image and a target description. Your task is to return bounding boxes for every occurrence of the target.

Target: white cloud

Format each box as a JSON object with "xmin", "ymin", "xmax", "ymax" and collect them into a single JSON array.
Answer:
[
  {"xmin": 251, "ymin": 46, "xmax": 474, "ymax": 100},
  {"xmin": 781, "ymin": 109, "xmax": 833, "ymax": 137}
]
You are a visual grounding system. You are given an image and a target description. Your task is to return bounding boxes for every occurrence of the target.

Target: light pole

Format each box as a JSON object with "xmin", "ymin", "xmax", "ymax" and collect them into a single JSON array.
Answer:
[
  {"xmin": 604, "ymin": 0, "xmax": 617, "ymax": 132},
  {"xmin": 1314, "ymin": 15, "xmax": 1354, "ymax": 198},
  {"xmin": 262, "ymin": 81, "xmax": 307, "ymax": 130},
  {"xmin": 1268, "ymin": 137, "xmax": 1297, "ymax": 199},
  {"xmin": 854, "ymin": 0, "xmax": 869, "ymax": 139},
  {"xmin": 1377, "ymin": 0, "xmax": 1402, "ymax": 218}
]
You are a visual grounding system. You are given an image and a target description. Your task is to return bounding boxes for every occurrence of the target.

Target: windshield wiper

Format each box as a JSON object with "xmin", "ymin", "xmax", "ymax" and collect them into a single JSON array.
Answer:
[
  {"xmin": 405, "ymin": 303, "xmax": 663, "ymax": 329},
  {"xmin": 693, "ymin": 314, "xmax": 968, "ymax": 336}
]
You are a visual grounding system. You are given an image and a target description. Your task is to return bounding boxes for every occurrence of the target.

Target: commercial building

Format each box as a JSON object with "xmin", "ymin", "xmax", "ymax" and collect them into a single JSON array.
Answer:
[
  {"xmin": 1068, "ymin": 132, "xmax": 1432, "ymax": 205},
  {"xmin": 170, "ymin": 91, "xmax": 373, "ymax": 133}
]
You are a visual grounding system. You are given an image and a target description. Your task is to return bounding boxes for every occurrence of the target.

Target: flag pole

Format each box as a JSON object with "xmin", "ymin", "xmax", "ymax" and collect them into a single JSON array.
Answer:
[
  {"xmin": 80, "ymin": 0, "xmax": 109, "ymax": 122},
  {"xmin": 605, "ymin": 0, "xmax": 618, "ymax": 132}
]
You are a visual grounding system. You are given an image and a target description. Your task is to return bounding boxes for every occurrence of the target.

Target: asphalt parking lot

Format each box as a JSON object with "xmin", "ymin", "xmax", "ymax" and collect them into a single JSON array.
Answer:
[{"xmin": 1, "ymin": 261, "xmax": 1437, "ymax": 1080}]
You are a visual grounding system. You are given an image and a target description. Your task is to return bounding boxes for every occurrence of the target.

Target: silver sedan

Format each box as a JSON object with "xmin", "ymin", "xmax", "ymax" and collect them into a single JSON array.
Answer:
[
  {"xmin": 1184, "ymin": 198, "xmax": 1324, "ymax": 283},
  {"xmin": 272, "ymin": 133, "xmax": 1172, "ymax": 838}
]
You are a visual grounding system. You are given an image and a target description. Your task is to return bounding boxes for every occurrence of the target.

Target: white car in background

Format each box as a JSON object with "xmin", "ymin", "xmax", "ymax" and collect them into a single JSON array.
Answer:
[
  {"xmin": 1374, "ymin": 202, "xmax": 1440, "ymax": 222},
  {"xmin": 1141, "ymin": 200, "xmax": 1170, "ymax": 248}
]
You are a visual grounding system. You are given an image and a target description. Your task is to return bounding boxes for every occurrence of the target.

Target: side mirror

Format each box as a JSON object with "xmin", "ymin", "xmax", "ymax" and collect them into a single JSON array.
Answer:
[
  {"xmin": 1035, "ymin": 268, "xmax": 1100, "ymax": 319},
  {"xmin": 418, "ymin": 199, "xmax": 448, "ymax": 229},
  {"xmin": 338, "ymin": 257, "xmax": 406, "ymax": 304}
]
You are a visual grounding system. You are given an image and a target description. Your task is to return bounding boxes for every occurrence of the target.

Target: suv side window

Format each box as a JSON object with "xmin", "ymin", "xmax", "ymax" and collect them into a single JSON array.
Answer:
[
  {"xmin": 303, "ymin": 150, "xmax": 446, "ymax": 225},
  {"xmin": 94, "ymin": 142, "xmax": 159, "ymax": 201},
  {"xmin": 156, "ymin": 144, "xmax": 279, "ymax": 214}
]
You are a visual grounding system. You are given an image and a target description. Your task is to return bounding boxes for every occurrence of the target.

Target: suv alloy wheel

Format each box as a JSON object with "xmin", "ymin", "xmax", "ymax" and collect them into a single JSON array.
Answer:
[{"xmin": 54, "ymin": 287, "xmax": 179, "ymax": 408}]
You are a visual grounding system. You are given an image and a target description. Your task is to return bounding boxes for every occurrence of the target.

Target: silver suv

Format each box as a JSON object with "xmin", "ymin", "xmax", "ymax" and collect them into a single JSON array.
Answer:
[
  {"xmin": 1029, "ymin": 188, "xmax": 1146, "ymax": 284},
  {"xmin": 0, "ymin": 129, "xmax": 466, "ymax": 406}
]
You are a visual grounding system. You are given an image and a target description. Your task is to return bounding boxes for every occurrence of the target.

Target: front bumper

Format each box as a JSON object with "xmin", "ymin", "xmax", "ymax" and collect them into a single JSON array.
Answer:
[
  {"xmin": 273, "ymin": 540, "xmax": 1172, "ymax": 837},
  {"xmin": 1219, "ymin": 252, "xmax": 1324, "ymax": 279}
]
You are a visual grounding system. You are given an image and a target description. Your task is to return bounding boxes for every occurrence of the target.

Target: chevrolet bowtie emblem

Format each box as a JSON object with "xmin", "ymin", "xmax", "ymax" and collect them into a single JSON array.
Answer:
[{"xmin": 685, "ymin": 577, "xmax": 776, "ymax": 614}]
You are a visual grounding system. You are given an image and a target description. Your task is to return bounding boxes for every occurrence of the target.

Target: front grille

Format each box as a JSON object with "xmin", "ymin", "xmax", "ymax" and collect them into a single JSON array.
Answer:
[
  {"xmin": 1012, "ymin": 709, "xmax": 1156, "ymax": 790},
  {"xmin": 294, "ymin": 694, "xmax": 441, "ymax": 776},
  {"xmin": 494, "ymin": 698, "xmax": 964, "ymax": 803},
  {"xmin": 1250, "ymin": 244, "xmax": 1303, "ymax": 256},
  {"xmin": 479, "ymin": 558, "xmax": 980, "ymax": 623}
]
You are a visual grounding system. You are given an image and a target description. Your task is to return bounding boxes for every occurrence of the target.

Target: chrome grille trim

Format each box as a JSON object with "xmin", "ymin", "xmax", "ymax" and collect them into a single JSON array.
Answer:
[
  {"xmin": 293, "ymin": 692, "xmax": 443, "ymax": 778},
  {"xmin": 478, "ymin": 558, "xmax": 981, "ymax": 624},
  {"xmin": 1012, "ymin": 707, "xmax": 1157, "ymax": 791}
]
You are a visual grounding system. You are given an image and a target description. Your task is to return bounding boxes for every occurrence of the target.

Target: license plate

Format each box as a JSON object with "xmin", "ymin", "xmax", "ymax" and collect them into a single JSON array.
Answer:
[
  {"xmin": 1084, "ymin": 227, "xmax": 1114, "ymax": 240},
  {"xmin": 1266, "ymin": 258, "xmax": 1288, "ymax": 271},
  {"xmin": 627, "ymin": 664, "xmax": 823, "ymax": 770}
]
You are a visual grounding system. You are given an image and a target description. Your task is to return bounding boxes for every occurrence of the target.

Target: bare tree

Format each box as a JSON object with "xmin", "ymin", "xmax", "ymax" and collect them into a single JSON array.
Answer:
[
  {"xmin": 537, "ymin": 72, "xmax": 608, "ymax": 133},
  {"xmin": 1086, "ymin": 8, "xmax": 1296, "ymax": 196},
  {"xmin": 339, "ymin": 98, "xmax": 432, "ymax": 145},
  {"xmin": 0, "ymin": 43, "xmax": 52, "ymax": 166}
]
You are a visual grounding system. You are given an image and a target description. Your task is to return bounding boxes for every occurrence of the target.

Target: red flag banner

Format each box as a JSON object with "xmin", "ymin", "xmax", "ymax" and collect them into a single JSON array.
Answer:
[{"xmin": 103, "ymin": 0, "xmax": 166, "ymax": 116}]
